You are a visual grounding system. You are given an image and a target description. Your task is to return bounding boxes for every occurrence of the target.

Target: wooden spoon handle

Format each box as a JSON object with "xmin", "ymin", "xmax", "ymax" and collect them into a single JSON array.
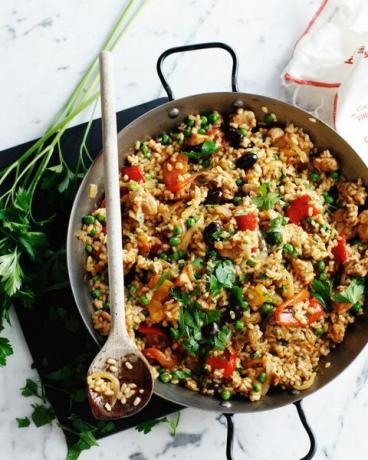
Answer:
[{"xmin": 99, "ymin": 51, "xmax": 126, "ymax": 338}]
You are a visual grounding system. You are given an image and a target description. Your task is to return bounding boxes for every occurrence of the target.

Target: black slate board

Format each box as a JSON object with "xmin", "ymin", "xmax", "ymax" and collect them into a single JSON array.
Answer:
[{"xmin": 1, "ymin": 97, "xmax": 183, "ymax": 442}]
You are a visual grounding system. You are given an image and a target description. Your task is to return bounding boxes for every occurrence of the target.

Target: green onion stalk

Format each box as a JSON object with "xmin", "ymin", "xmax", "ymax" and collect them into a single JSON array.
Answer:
[{"xmin": 0, "ymin": 0, "xmax": 149, "ymax": 366}]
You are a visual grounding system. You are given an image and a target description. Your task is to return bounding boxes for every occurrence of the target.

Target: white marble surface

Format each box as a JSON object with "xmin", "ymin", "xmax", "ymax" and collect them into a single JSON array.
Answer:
[{"xmin": 1, "ymin": 0, "xmax": 368, "ymax": 459}]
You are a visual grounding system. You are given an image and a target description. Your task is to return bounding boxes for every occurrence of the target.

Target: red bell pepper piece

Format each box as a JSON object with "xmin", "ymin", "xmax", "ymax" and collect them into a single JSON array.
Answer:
[
  {"xmin": 137, "ymin": 324, "xmax": 167, "ymax": 337},
  {"xmin": 332, "ymin": 237, "xmax": 348, "ymax": 265},
  {"xmin": 144, "ymin": 347, "xmax": 177, "ymax": 368},
  {"xmin": 206, "ymin": 352, "xmax": 237, "ymax": 378},
  {"xmin": 307, "ymin": 298, "xmax": 324, "ymax": 324},
  {"xmin": 286, "ymin": 195, "xmax": 319, "ymax": 224},
  {"xmin": 235, "ymin": 213, "xmax": 258, "ymax": 231},
  {"xmin": 274, "ymin": 290, "xmax": 323, "ymax": 327},
  {"xmin": 121, "ymin": 166, "xmax": 145, "ymax": 182},
  {"xmin": 163, "ymin": 154, "xmax": 189, "ymax": 193}
]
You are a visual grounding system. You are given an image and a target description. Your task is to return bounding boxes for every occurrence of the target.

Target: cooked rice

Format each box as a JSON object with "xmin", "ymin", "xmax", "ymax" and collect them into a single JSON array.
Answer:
[{"xmin": 77, "ymin": 108, "xmax": 367, "ymax": 402}]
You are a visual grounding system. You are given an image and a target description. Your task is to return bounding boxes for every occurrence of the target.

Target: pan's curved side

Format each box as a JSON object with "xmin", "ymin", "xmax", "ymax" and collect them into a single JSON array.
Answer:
[{"xmin": 67, "ymin": 91, "xmax": 368, "ymax": 414}]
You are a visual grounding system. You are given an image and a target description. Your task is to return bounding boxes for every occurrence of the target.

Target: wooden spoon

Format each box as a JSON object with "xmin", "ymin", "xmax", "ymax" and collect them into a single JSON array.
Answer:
[{"xmin": 86, "ymin": 51, "xmax": 153, "ymax": 420}]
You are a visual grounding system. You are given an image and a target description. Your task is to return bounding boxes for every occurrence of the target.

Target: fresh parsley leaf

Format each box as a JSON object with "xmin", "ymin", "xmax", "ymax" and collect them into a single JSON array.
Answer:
[
  {"xmin": 136, "ymin": 413, "xmax": 181, "ymax": 436},
  {"xmin": 21, "ymin": 379, "xmax": 40, "ymax": 398},
  {"xmin": 201, "ymin": 309, "xmax": 221, "ymax": 325},
  {"xmin": 97, "ymin": 421, "xmax": 116, "ymax": 434},
  {"xmin": 14, "ymin": 188, "xmax": 31, "ymax": 213},
  {"xmin": 16, "ymin": 417, "xmax": 31, "ymax": 428},
  {"xmin": 136, "ymin": 417, "xmax": 167, "ymax": 434},
  {"xmin": 208, "ymin": 274, "xmax": 221, "ymax": 296},
  {"xmin": 252, "ymin": 183, "xmax": 279, "ymax": 210},
  {"xmin": 331, "ymin": 278, "xmax": 365, "ymax": 304},
  {"xmin": 192, "ymin": 257, "xmax": 203, "ymax": 269},
  {"xmin": 20, "ymin": 378, "xmax": 46, "ymax": 402},
  {"xmin": 213, "ymin": 326, "xmax": 230, "ymax": 351},
  {"xmin": 183, "ymin": 140, "xmax": 219, "ymax": 159},
  {"xmin": 310, "ymin": 279, "xmax": 332, "ymax": 310},
  {"xmin": 0, "ymin": 336, "xmax": 13, "ymax": 366},
  {"xmin": 170, "ymin": 287, "xmax": 190, "ymax": 305},
  {"xmin": 0, "ymin": 250, "xmax": 23, "ymax": 296},
  {"xmin": 214, "ymin": 260, "xmax": 235, "ymax": 288},
  {"xmin": 31, "ymin": 404, "xmax": 54, "ymax": 427}
]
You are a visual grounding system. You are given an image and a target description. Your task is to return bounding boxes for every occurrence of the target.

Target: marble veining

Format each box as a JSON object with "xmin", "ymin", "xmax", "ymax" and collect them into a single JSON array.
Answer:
[{"xmin": 1, "ymin": 0, "xmax": 368, "ymax": 459}]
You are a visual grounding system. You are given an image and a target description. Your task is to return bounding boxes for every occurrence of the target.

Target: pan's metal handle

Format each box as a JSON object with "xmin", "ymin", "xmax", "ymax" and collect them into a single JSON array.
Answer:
[
  {"xmin": 156, "ymin": 42, "xmax": 239, "ymax": 101},
  {"xmin": 223, "ymin": 400, "xmax": 316, "ymax": 460}
]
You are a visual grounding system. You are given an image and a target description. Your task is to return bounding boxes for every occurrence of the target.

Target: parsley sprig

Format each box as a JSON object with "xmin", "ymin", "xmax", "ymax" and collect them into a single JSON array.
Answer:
[
  {"xmin": 331, "ymin": 278, "xmax": 365, "ymax": 304},
  {"xmin": 136, "ymin": 412, "xmax": 181, "ymax": 436},
  {"xmin": 252, "ymin": 183, "xmax": 279, "ymax": 210}
]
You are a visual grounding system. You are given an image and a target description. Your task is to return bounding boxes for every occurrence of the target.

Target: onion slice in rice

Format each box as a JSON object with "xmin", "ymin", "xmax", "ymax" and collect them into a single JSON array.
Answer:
[
  {"xmin": 261, "ymin": 356, "xmax": 273, "ymax": 396},
  {"xmin": 293, "ymin": 372, "xmax": 316, "ymax": 391},
  {"xmin": 88, "ymin": 371, "xmax": 120, "ymax": 408},
  {"xmin": 177, "ymin": 218, "xmax": 203, "ymax": 251}
]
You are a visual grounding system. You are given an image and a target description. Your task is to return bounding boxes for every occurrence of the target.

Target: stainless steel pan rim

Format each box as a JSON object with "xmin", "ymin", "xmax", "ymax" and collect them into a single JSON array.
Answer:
[{"xmin": 67, "ymin": 43, "xmax": 368, "ymax": 414}]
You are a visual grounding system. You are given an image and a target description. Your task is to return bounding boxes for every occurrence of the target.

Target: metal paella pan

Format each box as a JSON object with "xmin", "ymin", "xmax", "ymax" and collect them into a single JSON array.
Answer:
[{"xmin": 67, "ymin": 42, "xmax": 368, "ymax": 419}]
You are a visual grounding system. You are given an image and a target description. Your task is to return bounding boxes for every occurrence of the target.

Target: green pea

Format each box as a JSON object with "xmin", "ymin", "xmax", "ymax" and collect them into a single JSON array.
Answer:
[
  {"xmin": 246, "ymin": 258, "xmax": 256, "ymax": 267},
  {"xmin": 173, "ymin": 226, "xmax": 181, "ymax": 236},
  {"xmin": 250, "ymin": 351, "xmax": 259, "ymax": 359},
  {"xmin": 240, "ymin": 128, "xmax": 249, "ymax": 137},
  {"xmin": 202, "ymin": 158, "xmax": 211, "ymax": 168},
  {"xmin": 96, "ymin": 213, "xmax": 106, "ymax": 223},
  {"xmin": 160, "ymin": 253, "xmax": 169, "ymax": 261},
  {"xmin": 323, "ymin": 192, "xmax": 334, "ymax": 205},
  {"xmin": 238, "ymin": 273, "xmax": 247, "ymax": 283},
  {"xmin": 140, "ymin": 143, "xmax": 151, "ymax": 158},
  {"xmin": 220, "ymin": 389, "xmax": 232, "ymax": 401},
  {"xmin": 253, "ymin": 383, "xmax": 262, "ymax": 392},
  {"xmin": 91, "ymin": 289, "xmax": 101, "ymax": 299},
  {"xmin": 102, "ymin": 302, "xmax": 110, "ymax": 311},
  {"xmin": 329, "ymin": 171, "xmax": 339, "ymax": 180},
  {"xmin": 145, "ymin": 173, "xmax": 152, "ymax": 180},
  {"xmin": 233, "ymin": 196, "xmax": 242, "ymax": 205},
  {"xmin": 283, "ymin": 243, "xmax": 295, "ymax": 256},
  {"xmin": 169, "ymin": 236, "xmax": 180, "ymax": 247},
  {"xmin": 351, "ymin": 303, "xmax": 362, "ymax": 314},
  {"xmin": 129, "ymin": 285, "xmax": 137, "ymax": 296},
  {"xmin": 314, "ymin": 327, "xmax": 324, "ymax": 336},
  {"xmin": 258, "ymin": 372, "xmax": 266, "ymax": 383},
  {"xmin": 260, "ymin": 302, "xmax": 274, "ymax": 316},
  {"xmin": 319, "ymin": 273, "xmax": 328, "ymax": 281},
  {"xmin": 172, "ymin": 250, "xmax": 185, "ymax": 262},
  {"xmin": 183, "ymin": 127, "xmax": 192, "ymax": 137},
  {"xmin": 160, "ymin": 372, "xmax": 172, "ymax": 384},
  {"xmin": 83, "ymin": 215, "xmax": 95, "ymax": 225},
  {"xmin": 264, "ymin": 113, "xmax": 274, "ymax": 125},
  {"xmin": 236, "ymin": 178, "xmax": 244, "ymax": 187},
  {"xmin": 208, "ymin": 112, "xmax": 219, "ymax": 124},
  {"xmin": 200, "ymin": 115, "xmax": 208, "ymax": 125},
  {"xmin": 209, "ymin": 249, "xmax": 218, "ymax": 258},
  {"xmin": 162, "ymin": 133, "xmax": 171, "ymax": 145},
  {"xmin": 309, "ymin": 171, "xmax": 320, "ymax": 183},
  {"xmin": 316, "ymin": 260, "xmax": 325, "ymax": 272},
  {"xmin": 128, "ymin": 181, "xmax": 139, "ymax": 191},
  {"xmin": 268, "ymin": 232, "xmax": 282, "ymax": 245},
  {"xmin": 198, "ymin": 128, "xmax": 207, "ymax": 134},
  {"xmin": 85, "ymin": 244, "xmax": 93, "ymax": 254},
  {"xmin": 234, "ymin": 320, "xmax": 244, "ymax": 331},
  {"xmin": 187, "ymin": 118, "xmax": 195, "ymax": 127},
  {"xmin": 88, "ymin": 227, "xmax": 97, "ymax": 237},
  {"xmin": 186, "ymin": 217, "xmax": 196, "ymax": 228},
  {"xmin": 139, "ymin": 295, "xmax": 150, "ymax": 305}
]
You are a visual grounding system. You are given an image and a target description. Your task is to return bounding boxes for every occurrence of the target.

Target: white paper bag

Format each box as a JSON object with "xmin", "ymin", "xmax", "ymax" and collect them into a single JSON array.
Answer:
[{"xmin": 282, "ymin": 0, "xmax": 368, "ymax": 160}]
